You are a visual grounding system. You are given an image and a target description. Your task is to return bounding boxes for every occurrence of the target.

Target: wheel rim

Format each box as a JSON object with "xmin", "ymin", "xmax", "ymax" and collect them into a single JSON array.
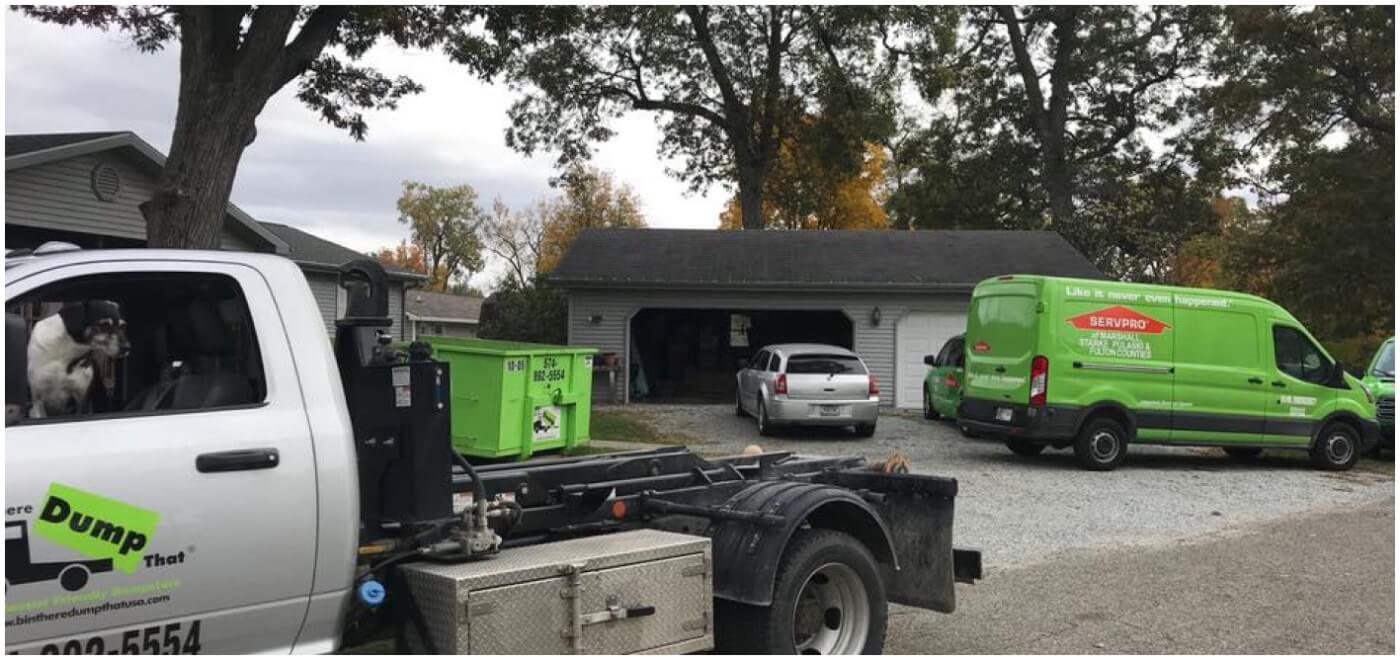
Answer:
[
  {"xmin": 1325, "ymin": 432, "xmax": 1354, "ymax": 464},
  {"xmin": 791, "ymin": 562, "xmax": 869, "ymax": 655},
  {"xmin": 1090, "ymin": 430, "xmax": 1119, "ymax": 462}
]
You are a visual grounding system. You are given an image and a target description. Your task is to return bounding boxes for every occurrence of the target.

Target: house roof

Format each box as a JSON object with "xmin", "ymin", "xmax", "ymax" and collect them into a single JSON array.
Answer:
[
  {"xmin": 406, "ymin": 290, "xmax": 483, "ymax": 323},
  {"xmin": 5, "ymin": 131, "xmax": 287, "ymax": 254},
  {"xmin": 550, "ymin": 228, "xmax": 1104, "ymax": 291},
  {"xmin": 258, "ymin": 222, "xmax": 422, "ymax": 280},
  {"xmin": 7, "ymin": 131, "xmax": 130, "ymax": 157}
]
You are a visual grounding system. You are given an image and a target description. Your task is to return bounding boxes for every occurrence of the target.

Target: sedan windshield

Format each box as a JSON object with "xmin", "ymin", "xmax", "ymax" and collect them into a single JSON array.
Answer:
[
  {"xmin": 786, "ymin": 355, "xmax": 867, "ymax": 375},
  {"xmin": 1373, "ymin": 342, "xmax": 1394, "ymax": 378}
]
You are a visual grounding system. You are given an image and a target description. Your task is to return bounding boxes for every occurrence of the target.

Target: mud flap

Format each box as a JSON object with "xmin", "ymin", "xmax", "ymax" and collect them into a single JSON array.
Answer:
[{"xmin": 826, "ymin": 470, "xmax": 964, "ymax": 613}]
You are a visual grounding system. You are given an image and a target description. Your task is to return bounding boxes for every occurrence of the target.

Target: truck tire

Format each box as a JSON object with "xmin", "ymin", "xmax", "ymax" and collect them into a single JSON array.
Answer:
[
  {"xmin": 715, "ymin": 530, "xmax": 887, "ymax": 655},
  {"xmin": 757, "ymin": 399, "xmax": 775, "ymax": 437},
  {"xmin": 1073, "ymin": 417, "xmax": 1128, "ymax": 471},
  {"xmin": 1006, "ymin": 439, "xmax": 1045, "ymax": 456},
  {"xmin": 923, "ymin": 389, "xmax": 939, "ymax": 420},
  {"xmin": 1310, "ymin": 423, "xmax": 1359, "ymax": 471},
  {"xmin": 1223, "ymin": 447, "xmax": 1263, "ymax": 460}
]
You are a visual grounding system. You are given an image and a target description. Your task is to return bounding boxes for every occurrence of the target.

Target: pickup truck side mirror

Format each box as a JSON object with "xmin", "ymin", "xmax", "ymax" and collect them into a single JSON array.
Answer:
[{"xmin": 924, "ymin": 354, "xmax": 939, "ymax": 367}]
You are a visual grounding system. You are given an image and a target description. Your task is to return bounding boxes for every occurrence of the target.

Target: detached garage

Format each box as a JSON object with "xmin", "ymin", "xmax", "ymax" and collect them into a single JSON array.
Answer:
[{"xmin": 551, "ymin": 229, "xmax": 1102, "ymax": 408}]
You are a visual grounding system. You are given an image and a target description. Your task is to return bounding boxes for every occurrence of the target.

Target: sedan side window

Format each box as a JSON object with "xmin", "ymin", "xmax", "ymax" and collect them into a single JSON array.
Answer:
[
  {"xmin": 1273, "ymin": 326, "xmax": 1331, "ymax": 385},
  {"xmin": 766, "ymin": 353, "xmax": 781, "ymax": 372}
]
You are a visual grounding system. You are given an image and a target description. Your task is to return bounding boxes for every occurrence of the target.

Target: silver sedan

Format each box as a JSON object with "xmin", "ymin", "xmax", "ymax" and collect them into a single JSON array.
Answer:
[{"xmin": 736, "ymin": 344, "xmax": 880, "ymax": 437}]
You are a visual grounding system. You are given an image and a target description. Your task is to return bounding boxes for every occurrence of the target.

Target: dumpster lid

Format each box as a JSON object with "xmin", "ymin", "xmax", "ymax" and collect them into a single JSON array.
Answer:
[{"xmin": 423, "ymin": 336, "xmax": 598, "ymax": 357}]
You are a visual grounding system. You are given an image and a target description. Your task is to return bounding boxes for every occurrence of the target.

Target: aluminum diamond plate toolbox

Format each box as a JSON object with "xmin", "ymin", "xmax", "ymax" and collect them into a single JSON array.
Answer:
[{"xmin": 401, "ymin": 529, "xmax": 713, "ymax": 654}]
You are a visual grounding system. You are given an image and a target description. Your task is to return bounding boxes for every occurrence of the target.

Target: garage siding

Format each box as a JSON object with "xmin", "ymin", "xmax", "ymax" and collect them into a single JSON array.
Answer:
[{"xmin": 566, "ymin": 288, "xmax": 969, "ymax": 406}]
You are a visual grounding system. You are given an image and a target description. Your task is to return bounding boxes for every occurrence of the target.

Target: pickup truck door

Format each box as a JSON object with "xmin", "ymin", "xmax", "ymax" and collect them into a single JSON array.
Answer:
[{"xmin": 5, "ymin": 260, "xmax": 319, "ymax": 654}]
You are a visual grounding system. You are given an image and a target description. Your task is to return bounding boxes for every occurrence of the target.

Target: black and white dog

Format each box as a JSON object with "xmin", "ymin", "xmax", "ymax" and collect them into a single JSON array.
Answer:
[{"xmin": 26, "ymin": 301, "xmax": 130, "ymax": 418}]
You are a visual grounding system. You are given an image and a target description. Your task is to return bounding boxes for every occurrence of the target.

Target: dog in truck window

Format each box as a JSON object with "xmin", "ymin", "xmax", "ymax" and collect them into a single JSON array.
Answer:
[{"xmin": 27, "ymin": 301, "xmax": 130, "ymax": 418}]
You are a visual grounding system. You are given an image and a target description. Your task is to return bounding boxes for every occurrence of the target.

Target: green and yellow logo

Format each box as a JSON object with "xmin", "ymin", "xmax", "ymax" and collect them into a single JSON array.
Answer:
[{"xmin": 34, "ymin": 483, "xmax": 160, "ymax": 574}]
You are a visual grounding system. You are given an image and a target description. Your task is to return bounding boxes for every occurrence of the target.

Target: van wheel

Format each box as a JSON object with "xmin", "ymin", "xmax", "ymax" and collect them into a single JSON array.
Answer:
[
  {"xmin": 1310, "ymin": 423, "xmax": 1359, "ymax": 471},
  {"xmin": 923, "ymin": 389, "xmax": 939, "ymax": 420},
  {"xmin": 714, "ymin": 530, "xmax": 886, "ymax": 655},
  {"xmin": 1074, "ymin": 418, "xmax": 1128, "ymax": 471},
  {"xmin": 1006, "ymin": 439, "xmax": 1045, "ymax": 456},
  {"xmin": 757, "ymin": 399, "xmax": 774, "ymax": 437},
  {"xmin": 1223, "ymin": 447, "xmax": 1263, "ymax": 460}
]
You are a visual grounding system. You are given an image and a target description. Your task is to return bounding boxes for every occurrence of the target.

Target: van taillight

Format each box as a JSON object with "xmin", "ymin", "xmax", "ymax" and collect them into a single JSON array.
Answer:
[
  {"xmin": 775, "ymin": 373, "xmax": 788, "ymax": 396},
  {"xmin": 868, "ymin": 375, "xmax": 879, "ymax": 398},
  {"xmin": 1029, "ymin": 355, "xmax": 1049, "ymax": 407}
]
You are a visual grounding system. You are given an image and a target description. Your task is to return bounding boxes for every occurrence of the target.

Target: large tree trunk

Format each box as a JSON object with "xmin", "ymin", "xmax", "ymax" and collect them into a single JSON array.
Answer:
[
  {"xmin": 142, "ymin": 106, "xmax": 259, "ymax": 249},
  {"xmin": 1042, "ymin": 133, "xmax": 1074, "ymax": 229},
  {"xmin": 141, "ymin": 7, "xmax": 290, "ymax": 249},
  {"xmin": 735, "ymin": 164, "xmax": 766, "ymax": 230}
]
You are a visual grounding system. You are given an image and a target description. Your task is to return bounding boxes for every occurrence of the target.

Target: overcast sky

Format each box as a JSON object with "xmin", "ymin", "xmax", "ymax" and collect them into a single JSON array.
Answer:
[{"xmin": 4, "ymin": 13, "xmax": 726, "ymax": 289}]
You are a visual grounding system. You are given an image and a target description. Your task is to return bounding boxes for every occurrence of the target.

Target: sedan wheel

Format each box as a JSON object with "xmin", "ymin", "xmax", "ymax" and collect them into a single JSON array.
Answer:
[
  {"xmin": 923, "ymin": 389, "xmax": 939, "ymax": 420},
  {"xmin": 758, "ymin": 399, "xmax": 774, "ymax": 437}
]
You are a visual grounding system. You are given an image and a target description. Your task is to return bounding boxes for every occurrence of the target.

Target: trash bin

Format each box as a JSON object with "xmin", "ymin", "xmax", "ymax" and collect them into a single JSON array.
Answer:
[{"xmin": 422, "ymin": 337, "xmax": 595, "ymax": 460}]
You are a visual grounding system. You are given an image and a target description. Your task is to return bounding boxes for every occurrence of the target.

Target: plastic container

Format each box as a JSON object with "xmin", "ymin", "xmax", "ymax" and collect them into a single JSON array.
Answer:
[{"xmin": 422, "ymin": 337, "xmax": 595, "ymax": 460}]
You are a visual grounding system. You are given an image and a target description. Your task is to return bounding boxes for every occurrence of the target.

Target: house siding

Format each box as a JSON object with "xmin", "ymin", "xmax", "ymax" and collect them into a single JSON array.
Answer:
[
  {"xmin": 7, "ymin": 153, "xmax": 252, "ymax": 248},
  {"xmin": 305, "ymin": 273, "xmax": 408, "ymax": 340},
  {"xmin": 565, "ymin": 287, "xmax": 970, "ymax": 405}
]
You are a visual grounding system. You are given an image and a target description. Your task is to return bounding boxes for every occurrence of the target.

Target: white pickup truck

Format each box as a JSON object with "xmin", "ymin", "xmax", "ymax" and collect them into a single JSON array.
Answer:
[{"xmin": 4, "ymin": 247, "xmax": 980, "ymax": 655}]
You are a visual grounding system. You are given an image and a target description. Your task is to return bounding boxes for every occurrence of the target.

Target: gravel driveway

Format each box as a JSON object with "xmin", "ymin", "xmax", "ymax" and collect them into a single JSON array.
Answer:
[{"xmin": 605, "ymin": 404, "xmax": 1395, "ymax": 570}]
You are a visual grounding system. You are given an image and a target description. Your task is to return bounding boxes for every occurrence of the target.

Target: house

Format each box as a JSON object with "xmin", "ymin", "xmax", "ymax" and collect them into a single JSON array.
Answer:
[
  {"xmin": 550, "ymin": 228, "xmax": 1104, "ymax": 408},
  {"xmin": 405, "ymin": 290, "xmax": 482, "ymax": 340},
  {"xmin": 5, "ymin": 131, "xmax": 422, "ymax": 339}
]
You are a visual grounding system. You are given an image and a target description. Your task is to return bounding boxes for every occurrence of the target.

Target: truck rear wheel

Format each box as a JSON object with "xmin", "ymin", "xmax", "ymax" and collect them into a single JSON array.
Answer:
[
  {"xmin": 1074, "ymin": 417, "xmax": 1128, "ymax": 471},
  {"xmin": 715, "ymin": 530, "xmax": 887, "ymax": 655},
  {"xmin": 1310, "ymin": 423, "xmax": 1359, "ymax": 471}
]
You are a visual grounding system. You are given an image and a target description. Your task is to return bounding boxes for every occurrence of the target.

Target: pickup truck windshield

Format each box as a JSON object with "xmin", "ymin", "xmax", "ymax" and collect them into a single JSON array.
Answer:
[{"xmin": 786, "ymin": 355, "xmax": 867, "ymax": 375}]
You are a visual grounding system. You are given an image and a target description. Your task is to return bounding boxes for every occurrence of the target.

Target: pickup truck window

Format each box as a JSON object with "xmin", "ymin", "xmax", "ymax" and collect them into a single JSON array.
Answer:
[{"xmin": 6, "ymin": 272, "xmax": 267, "ymax": 424}]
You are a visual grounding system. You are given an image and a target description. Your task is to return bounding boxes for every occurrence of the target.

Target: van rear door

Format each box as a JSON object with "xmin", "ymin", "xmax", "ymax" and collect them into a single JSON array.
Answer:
[{"xmin": 964, "ymin": 281, "xmax": 1041, "ymax": 405}]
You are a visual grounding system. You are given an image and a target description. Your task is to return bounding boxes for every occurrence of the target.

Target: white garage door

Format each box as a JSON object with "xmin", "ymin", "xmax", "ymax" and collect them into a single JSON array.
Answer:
[{"xmin": 894, "ymin": 311, "xmax": 966, "ymax": 408}]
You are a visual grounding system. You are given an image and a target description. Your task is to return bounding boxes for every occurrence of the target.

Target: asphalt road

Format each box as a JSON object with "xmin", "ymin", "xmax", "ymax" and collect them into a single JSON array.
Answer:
[{"xmin": 886, "ymin": 497, "xmax": 1396, "ymax": 654}]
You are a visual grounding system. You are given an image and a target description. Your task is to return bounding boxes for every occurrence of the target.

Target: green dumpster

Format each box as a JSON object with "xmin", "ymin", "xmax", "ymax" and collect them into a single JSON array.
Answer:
[{"xmin": 422, "ymin": 337, "xmax": 595, "ymax": 460}]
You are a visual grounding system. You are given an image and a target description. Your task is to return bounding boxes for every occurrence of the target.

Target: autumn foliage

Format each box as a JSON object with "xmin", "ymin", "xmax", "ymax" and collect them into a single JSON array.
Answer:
[{"xmin": 720, "ymin": 139, "xmax": 890, "ymax": 231}]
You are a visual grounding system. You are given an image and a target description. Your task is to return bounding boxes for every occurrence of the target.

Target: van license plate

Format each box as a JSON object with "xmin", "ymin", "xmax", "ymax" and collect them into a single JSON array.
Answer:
[
  {"xmin": 995, "ymin": 407, "xmax": 1013, "ymax": 422},
  {"xmin": 820, "ymin": 405, "xmax": 842, "ymax": 417}
]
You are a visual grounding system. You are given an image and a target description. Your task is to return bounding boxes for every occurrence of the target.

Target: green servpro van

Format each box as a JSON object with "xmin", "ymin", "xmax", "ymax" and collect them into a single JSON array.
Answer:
[
  {"xmin": 958, "ymin": 275, "xmax": 1380, "ymax": 471},
  {"xmin": 1362, "ymin": 336, "xmax": 1394, "ymax": 450}
]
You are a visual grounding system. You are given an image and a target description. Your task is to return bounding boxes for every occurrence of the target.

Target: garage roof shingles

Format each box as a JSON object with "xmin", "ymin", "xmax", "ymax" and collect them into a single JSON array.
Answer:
[{"xmin": 551, "ymin": 229, "xmax": 1104, "ymax": 290}]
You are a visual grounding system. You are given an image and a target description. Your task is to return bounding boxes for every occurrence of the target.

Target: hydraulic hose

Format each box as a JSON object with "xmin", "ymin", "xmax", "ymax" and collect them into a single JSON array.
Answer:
[{"xmin": 449, "ymin": 447, "xmax": 487, "ymax": 505}]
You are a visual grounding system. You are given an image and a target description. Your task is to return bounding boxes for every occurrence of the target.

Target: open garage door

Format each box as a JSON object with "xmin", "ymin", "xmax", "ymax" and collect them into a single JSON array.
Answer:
[
  {"xmin": 895, "ymin": 311, "xmax": 966, "ymax": 409},
  {"xmin": 630, "ymin": 309, "xmax": 852, "ymax": 403}
]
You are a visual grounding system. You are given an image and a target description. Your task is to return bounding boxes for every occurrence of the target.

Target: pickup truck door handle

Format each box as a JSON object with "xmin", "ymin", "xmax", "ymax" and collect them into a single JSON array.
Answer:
[
  {"xmin": 197, "ymin": 448, "xmax": 280, "ymax": 473},
  {"xmin": 1248, "ymin": 377, "xmax": 1264, "ymax": 384}
]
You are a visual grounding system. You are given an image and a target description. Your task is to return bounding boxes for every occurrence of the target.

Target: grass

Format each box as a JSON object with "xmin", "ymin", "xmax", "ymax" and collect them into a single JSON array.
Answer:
[{"xmin": 589, "ymin": 408, "xmax": 695, "ymax": 446}]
